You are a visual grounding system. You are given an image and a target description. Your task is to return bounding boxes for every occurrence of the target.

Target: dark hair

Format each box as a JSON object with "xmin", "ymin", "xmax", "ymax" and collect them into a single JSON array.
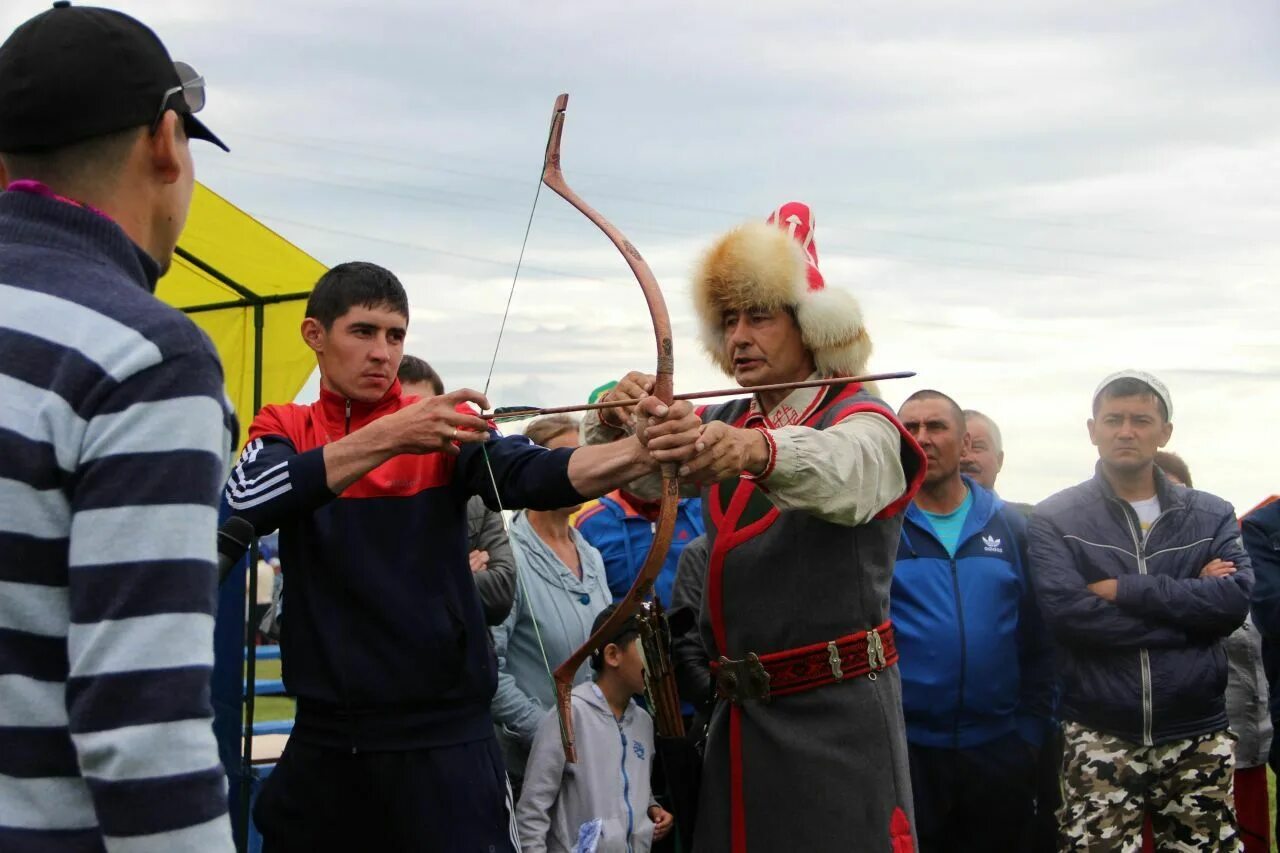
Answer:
[
  {"xmin": 397, "ymin": 354, "xmax": 443, "ymax": 395},
  {"xmin": 900, "ymin": 389, "xmax": 965, "ymax": 431},
  {"xmin": 1093, "ymin": 378, "xmax": 1168, "ymax": 422},
  {"xmin": 588, "ymin": 604, "xmax": 641, "ymax": 671},
  {"xmin": 305, "ymin": 261, "xmax": 409, "ymax": 330},
  {"xmin": 0, "ymin": 125, "xmax": 144, "ymax": 189},
  {"xmin": 1154, "ymin": 451, "xmax": 1192, "ymax": 487}
]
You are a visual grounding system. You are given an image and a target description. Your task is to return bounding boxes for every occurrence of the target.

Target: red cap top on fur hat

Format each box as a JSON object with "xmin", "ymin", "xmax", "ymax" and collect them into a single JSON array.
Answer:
[
  {"xmin": 692, "ymin": 201, "xmax": 871, "ymax": 378},
  {"xmin": 767, "ymin": 202, "xmax": 824, "ymax": 291}
]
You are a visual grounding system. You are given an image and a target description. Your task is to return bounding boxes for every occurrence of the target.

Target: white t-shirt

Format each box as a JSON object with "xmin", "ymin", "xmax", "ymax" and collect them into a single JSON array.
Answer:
[{"xmin": 1128, "ymin": 495, "xmax": 1161, "ymax": 536}]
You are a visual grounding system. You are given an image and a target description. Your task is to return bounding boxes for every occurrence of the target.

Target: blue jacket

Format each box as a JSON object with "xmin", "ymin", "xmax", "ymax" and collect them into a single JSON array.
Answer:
[
  {"xmin": 893, "ymin": 478, "xmax": 1055, "ymax": 749},
  {"xmin": 1030, "ymin": 464, "xmax": 1253, "ymax": 745},
  {"xmin": 574, "ymin": 492, "xmax": 704, "ymax": 607},
  {"xmin": 1243, "ymin": 499, "xmax": 1280, "ymax": 723},
  {"xmin": 226, "ymin": 383, "xmax": 583, "ymax": 750}
]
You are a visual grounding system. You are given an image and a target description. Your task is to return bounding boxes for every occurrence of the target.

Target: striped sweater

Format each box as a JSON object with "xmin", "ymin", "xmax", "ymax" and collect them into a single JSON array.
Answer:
[{"xmin": 0, "ymin": 191, "xmax": 236, "ymax": 852}]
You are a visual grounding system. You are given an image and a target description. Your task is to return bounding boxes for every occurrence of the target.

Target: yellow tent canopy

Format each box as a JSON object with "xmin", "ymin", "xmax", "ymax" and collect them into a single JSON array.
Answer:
[{"xmin": 156, "ymin": 183, "xmax": 325, "ymax": 448}]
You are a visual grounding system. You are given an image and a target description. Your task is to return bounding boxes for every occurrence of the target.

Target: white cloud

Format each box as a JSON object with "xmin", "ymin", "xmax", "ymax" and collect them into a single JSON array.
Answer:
[{"xmin": 4, "ymin": 0, "xmax": 1277, "ymax": 509}]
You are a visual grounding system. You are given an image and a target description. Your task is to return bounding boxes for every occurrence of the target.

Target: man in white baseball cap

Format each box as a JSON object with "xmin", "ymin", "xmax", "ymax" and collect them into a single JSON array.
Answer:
[{"xmin": 1029, "ymin": 369, "xmax": 1252, "ymax": 850}]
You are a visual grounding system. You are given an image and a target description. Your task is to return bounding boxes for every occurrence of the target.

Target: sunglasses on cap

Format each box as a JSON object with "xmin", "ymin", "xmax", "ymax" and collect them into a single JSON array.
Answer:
[{"xmin": 149, "ymin": 60, "xmax": 206, "ymax": 136}]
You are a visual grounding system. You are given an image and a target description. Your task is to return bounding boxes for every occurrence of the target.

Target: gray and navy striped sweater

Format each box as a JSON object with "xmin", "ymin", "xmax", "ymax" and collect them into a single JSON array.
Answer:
[{"xmin": 0, "ymin": 191, "xmax": 236, "ymax": 851}]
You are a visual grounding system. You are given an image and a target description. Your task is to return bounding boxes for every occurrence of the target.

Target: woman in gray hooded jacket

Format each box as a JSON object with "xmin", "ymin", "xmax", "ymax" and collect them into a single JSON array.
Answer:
[{"xmin": 491, "ymin": 416, "xmax": 613, "ymax": 789}]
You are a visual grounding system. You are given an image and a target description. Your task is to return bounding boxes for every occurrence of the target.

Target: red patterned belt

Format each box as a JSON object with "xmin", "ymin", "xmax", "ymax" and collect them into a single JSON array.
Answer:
[{"xmin": 711, "ymin": 620, "xmax": 897, "ymax": 702}]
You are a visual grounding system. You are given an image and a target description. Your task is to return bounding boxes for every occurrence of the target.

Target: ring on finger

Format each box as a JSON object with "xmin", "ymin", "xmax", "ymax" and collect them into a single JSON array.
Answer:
[{"xmin": 452, "ymin": 426, "xmax": 458, "ymax": 441}]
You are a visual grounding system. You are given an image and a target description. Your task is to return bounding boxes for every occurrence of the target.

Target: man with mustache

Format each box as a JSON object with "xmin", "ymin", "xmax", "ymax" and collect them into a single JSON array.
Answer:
[
  {"xmin": 590, "ymin": 202, "xmax": 927, "ymax": 852},
  {"xmin": 959, "ymin": 409, "xmax": 1033, "ymax": 517}
]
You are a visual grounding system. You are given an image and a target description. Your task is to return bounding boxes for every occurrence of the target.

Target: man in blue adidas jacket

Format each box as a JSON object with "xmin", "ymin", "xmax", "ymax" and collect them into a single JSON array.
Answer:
[{"xmin": 892, "ymin": 390, "xmax": 1054, "ymax": 853}]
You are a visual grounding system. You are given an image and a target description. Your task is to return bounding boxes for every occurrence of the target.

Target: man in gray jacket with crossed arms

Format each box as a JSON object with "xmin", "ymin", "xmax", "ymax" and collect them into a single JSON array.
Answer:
[{"xmin": 1030, "ymin": 370, "xmax": 1252, "ymax": 851}]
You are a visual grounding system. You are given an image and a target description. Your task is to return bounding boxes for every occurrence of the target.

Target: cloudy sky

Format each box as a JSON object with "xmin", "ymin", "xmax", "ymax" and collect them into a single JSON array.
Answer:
[{"xmin": 8, "ymin": 1, "xmax": 1276, "ymax": 509}]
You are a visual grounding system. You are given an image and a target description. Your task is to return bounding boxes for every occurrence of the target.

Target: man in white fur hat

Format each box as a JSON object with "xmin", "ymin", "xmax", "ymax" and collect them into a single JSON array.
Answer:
[{"xmin": 589, "ymin": 202, "xmax": 927, "ymax": 852}]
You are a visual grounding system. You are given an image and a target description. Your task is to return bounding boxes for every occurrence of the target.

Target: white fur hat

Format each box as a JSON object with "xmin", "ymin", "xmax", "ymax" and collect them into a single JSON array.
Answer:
[{"xmin": 691, "ymin": 201, "xmax": 871, "ymax": 378}]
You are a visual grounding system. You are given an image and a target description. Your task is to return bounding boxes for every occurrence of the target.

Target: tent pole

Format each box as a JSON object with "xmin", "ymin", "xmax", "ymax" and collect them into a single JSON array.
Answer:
[
  {"xmin": 238, "ymin": 302, "xmax": 267, "ymax": 851},
  {"xmin": 175, "ymin": 246, "xmax": 258, "ymax": 302},
  {"xmin": 253, "ymin": 303, "xmax": 265, "ymax": 413},
  {"xmin": 181, "ymin": 291, "xmax": 311, "ymax": 315}
]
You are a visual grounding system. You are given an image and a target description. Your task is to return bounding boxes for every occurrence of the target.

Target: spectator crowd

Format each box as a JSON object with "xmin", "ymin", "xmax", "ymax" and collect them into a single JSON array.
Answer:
[{"xmin": 3, "ymin": 5, "xmax": 1279, "ymax": 853}]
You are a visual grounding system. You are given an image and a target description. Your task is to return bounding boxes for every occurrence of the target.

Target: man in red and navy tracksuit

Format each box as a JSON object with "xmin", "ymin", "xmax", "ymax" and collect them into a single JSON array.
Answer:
[{"xmin": 225, "ymin": 262, "xmax": 702, "ymax": 852}]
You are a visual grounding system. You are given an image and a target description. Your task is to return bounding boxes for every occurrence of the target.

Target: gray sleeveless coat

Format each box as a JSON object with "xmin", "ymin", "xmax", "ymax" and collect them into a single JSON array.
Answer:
[{"xmin": 693, "ymin": 386, "xmax": 925, "ymax": 853}]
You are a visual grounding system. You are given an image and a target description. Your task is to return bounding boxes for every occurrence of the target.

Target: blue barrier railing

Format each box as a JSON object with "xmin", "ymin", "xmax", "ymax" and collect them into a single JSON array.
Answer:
[
  {"xmin": 250, "ymin": 679, "xmax": 285, "ymax": 697},
  {"xmin": 242, "ymin": 641, "xmax": 293, "ymax": 852},
  {"xmin": 251, "ymin": 719, "xmax": 294, "ymax": 737}
]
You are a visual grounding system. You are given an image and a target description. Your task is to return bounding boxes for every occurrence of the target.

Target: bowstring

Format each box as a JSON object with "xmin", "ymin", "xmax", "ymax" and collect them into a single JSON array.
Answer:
[
  {"xmin": 482, "ymin": 172, "xmax": 544, "ymax": 402},
  {"xmin": 480, "ymin": 131, "xmax": 557, "ymax": 689}
]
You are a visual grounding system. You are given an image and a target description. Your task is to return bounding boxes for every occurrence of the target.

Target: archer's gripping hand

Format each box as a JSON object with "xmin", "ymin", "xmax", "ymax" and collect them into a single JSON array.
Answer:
[
  {"xmin": 384, "ymin": 388, "xmax": 491, "ymax": 456},
  {"xmin": 597, "ymin": 371, "xmax": 656, "ymax": 429},
  {"xmin": 678, "ymin": 421, "xmax": 770, "ymax": 484},
  {"xmin": 634, "ymin": 397, "xmax": 701, "ymax": 468}
]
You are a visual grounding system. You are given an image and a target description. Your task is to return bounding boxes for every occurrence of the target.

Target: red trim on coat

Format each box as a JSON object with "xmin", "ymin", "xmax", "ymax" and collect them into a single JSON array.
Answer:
[
  {"xmin": 706, "ymin": 480, "xmax": 780, "ymax": 656},
  {"xmin": 706, "ymin": 479, "xmax": 780, "ymax": 853},
  {"xmin": 707, "ymin": 483, "xmax": 726, "ymax": 530},
  {"xmin": 890, "ymin": 807, "xmax": 915, "ymax": 852}
]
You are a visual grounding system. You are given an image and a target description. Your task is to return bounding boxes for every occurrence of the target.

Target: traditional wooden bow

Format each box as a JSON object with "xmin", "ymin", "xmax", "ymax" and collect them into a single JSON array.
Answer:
[{"xmin": 538, "ymin": 93, "xmax": 681, "ymax": 762}]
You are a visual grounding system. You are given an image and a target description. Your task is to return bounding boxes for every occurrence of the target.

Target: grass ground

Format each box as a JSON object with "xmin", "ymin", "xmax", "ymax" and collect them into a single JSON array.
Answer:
[
  {"xmin": 1270, "ymin": 766, "xmax": 1277, "ymax": 853},
  {"xmin": 243, "ymin": 657, "xmax": 295, "ymax": 723}
]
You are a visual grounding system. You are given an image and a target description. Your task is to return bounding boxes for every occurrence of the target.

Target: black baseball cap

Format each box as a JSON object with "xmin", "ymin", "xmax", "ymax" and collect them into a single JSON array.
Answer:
[
  {"xmin": 589, "ymin": 604, "xmax": 642, "ymax": 669},
  {"xmin": 0, "ymin": 2, "xmax": 227, "ymax": 153}
]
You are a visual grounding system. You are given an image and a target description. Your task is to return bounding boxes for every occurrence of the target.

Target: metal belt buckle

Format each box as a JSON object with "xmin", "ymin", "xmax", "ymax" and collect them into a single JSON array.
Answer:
[
  {"xmin": 866, "ymin": 627, "xmax": 886, "ymax": 681},
  {"xmin": 716, "ymin": 653, "xmax": 771, "ymax": 703},
  {"xmin": 827, "ymin": 641, "xmax": 844, "ymax": 681}
]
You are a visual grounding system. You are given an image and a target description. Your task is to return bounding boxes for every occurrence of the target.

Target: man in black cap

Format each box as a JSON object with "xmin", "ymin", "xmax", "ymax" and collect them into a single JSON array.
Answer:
[{"xmin": 0, "ymin": 4, "xmax": 234, "ymax": 852}]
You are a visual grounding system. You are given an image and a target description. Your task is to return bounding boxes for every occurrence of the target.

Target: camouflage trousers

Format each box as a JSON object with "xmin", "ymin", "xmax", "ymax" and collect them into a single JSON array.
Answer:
[{"xmin": 1059, "ymin": 721, "xmax": 1241, "ymax": 852}]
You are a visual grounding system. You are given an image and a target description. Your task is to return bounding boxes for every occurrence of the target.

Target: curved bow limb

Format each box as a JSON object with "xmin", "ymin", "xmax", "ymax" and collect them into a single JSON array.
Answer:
[{"xmin": 542, "ymin": 93, "xmax": 680, "ymax": 762}]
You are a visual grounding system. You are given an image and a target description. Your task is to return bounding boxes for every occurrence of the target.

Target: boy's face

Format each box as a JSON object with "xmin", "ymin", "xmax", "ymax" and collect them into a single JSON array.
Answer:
[{"xmin": 608, "ymin": 636, "xmax": 647, "ymax": 697}]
